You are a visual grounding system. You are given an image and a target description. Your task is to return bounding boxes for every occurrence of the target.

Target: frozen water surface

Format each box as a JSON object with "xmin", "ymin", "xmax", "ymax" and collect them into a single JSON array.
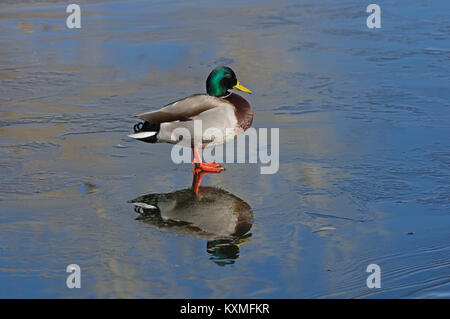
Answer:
[{"xmin": 0, "ymin": 0, "xmax": 449, "ymax": 298}]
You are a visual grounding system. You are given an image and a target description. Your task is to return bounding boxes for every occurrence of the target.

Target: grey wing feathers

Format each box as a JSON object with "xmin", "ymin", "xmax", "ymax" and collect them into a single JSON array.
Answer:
[{"xmin": 136, "ymin": 94, "xmax": 228, "ymax": 124}]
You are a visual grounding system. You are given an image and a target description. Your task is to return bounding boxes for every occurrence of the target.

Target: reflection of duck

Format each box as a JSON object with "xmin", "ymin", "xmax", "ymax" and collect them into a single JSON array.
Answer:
[
  {"xmin": 128, "ymin": 66, "xmax": 253, "ymax": 172},
  {"xmin": 129, "ymin": 175, "xmax": 253, "ymax": 266}
]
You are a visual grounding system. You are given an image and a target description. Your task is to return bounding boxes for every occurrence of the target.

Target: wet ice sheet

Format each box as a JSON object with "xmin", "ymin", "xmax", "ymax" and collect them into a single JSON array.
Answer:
[{"xmin": 0, "ymin": 0, "xmax": 449, "ymax": 298}]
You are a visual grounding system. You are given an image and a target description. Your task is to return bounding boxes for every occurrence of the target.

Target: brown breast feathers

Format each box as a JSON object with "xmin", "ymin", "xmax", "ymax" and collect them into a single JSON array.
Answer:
[{"xmin": 224, "ymin": 93, "xmax": 253, "ymax": 132}]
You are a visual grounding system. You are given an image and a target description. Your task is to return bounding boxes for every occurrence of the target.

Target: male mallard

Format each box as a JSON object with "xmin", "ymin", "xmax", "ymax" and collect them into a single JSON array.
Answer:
[
  {"xmin": 129, "ymin": 66, "xmax": 252, "ymax": 172},
  {"xmin": 130, "ymin": 185, "xmax": 253, "ymax": 240},
  {"xmin": 130, "ymin": 183, "xmax": 253, "ymax": 265}
]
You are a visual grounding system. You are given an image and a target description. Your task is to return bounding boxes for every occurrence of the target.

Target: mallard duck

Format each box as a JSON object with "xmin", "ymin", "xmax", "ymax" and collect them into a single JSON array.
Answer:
[
  {"xmin": 128, "ymin": 66, "xmax": 253, "ymax": 172},
  {"xmin": 130, "ymin": 186, "xmax": 253, "ymax": 240},
  {"xmin": 129, "ymin": 184, "xmax": 253, "ymax": 265}
]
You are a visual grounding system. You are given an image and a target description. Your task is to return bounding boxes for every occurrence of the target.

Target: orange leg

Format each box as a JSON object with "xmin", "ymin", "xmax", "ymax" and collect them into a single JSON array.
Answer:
[
  {"xmin": 191, "ymin": 147, "xmax": 224, "ymax": 172},
  {"xmin": 191, "ymin": 169, "xmax": 205, "ymax": 195},
  {"xmin": 191, "ymin": 168, "xmax": 223, "ymax": 194}
]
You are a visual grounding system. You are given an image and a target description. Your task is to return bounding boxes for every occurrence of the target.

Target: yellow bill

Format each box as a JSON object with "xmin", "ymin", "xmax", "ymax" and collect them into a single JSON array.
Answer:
[
  {"xmin": 235, "ymin": 239, "xmax": 250, "ymax": 247},
  {"xmin": 233, "ymin": 81, "xmax": 252, "ymax": 94}
]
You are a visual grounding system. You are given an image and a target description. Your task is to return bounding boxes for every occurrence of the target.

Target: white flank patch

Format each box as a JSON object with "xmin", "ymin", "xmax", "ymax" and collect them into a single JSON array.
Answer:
[
  {"xmin": 133, "ymin": 203, "xmax": 157, "ymax": 209},
  {"xmin": 128, "ymin": 131, "xmax": 157, "ymax": 139}
]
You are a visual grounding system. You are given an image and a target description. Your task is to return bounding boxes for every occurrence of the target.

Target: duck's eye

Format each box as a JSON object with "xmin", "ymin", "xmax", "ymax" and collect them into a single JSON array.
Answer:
[{"xmin": 221, "ymin": 76, "xmax": 236, "ymax": 89}]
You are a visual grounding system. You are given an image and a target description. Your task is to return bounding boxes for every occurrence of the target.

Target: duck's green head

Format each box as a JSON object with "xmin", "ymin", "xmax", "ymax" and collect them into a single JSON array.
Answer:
[{"xmin": 206, "ymin": 66, "xmax": 252, "ymax": 97}]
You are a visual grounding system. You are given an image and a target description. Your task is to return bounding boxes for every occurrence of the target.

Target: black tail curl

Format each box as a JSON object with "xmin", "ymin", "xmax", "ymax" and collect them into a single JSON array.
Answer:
[{"xmin": 132, "ymin": 121, "xmax": 160, "ymax": 143}]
